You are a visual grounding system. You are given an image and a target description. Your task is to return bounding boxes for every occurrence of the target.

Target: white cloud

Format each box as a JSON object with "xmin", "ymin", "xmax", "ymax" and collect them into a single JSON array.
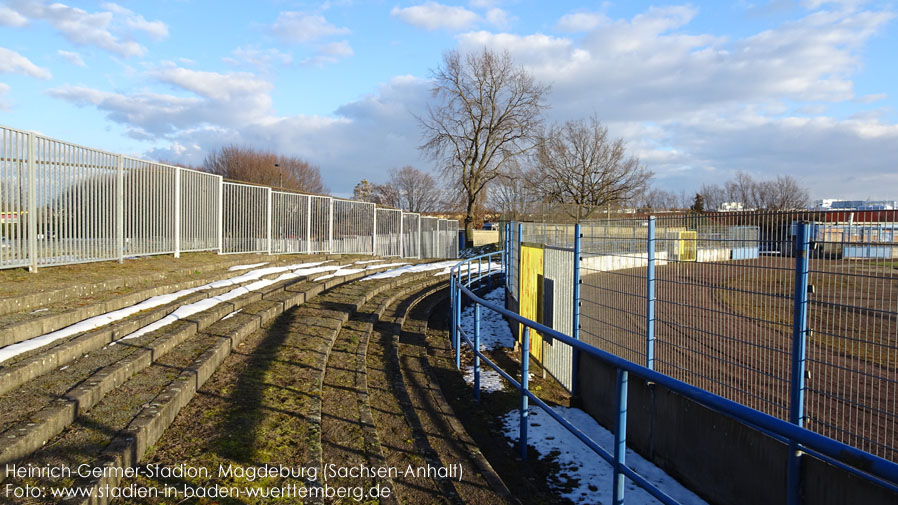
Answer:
[
  {"xmin": 57, "ymin": 49, "xmax": 86, "ymax": 67},
  {"xmin": 485, "ymin": 8, "xmax": 513, "ymax": 29},
  {"xmin": 272, "ymin": 11, "xmax": 350, "ymax": 43},
  {"xmin": 0, "ymin": 47, "xmax": 52, "ymax": 79},
  {"xmin": 8, "ymin": 0, "xmax": 155, "ymax": 57},
  {"xmin": 223, "ymin": 47, "xmax": 293, "ymax": 70},
  {"xmin": 391, "ymin": 2, "xmax": 479, "ymax": 31},
  {"xmin": 0, "ymin": 6, "xmax": 27, "ymax": 26},
  {"xmin": 468, "ymin": 0, "xmax": 502, "ymax": 8},
  {"xmin": 556, "ymin": 11, "xmax": 605, "ymax": 32},
  {"xmin": 0, "ymin": 83, "xmax": 11, "ymax": 110}
]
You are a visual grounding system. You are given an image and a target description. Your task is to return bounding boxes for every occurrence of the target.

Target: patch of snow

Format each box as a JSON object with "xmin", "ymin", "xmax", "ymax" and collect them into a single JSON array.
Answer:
[
  {"xmin": 228, "ymin": 262, "xmax": 269, "ymax": 271},
  {"xmin": 459, "ymin": 287, "xmax": 514, "ymax": 350},
  {"xmin": 464, "ymin": 365, "xmax": 505, "ymax": 393},
  {"xmin": 221, "ymin": 309, "xmax": 242, "ymax": 320},
  {"xmin": 354, "ymin": 259, "xmax": 385, "ymax": 264},
  {"xmin": 501, "ymin": 406, "xmax": 708, "ymax": 505},
  {"xmin": 434, "ymin": 260, "xmax": 503, "ymax": 277},
  {"xmin": 363, "ymin": 260, "xmax": 458, "ymax": 280},
  {"xmin": 0, "ymin": 260, "xmax": 332, "ymax": 364}
]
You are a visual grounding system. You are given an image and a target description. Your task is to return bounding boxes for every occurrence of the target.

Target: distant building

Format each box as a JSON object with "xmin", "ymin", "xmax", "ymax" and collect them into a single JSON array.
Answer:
[
  {"xmin": 814, "ymin": 199, "xmax": 896, "ymax": 210},
  {"xmin": 718, "ymin": 202, "xmax": 745, "ymax": 212}
]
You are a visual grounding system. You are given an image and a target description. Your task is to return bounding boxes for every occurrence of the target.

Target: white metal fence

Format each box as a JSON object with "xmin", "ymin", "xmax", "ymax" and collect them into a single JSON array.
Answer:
[{"xmin": 0, "ymin": 125, "xmax": 459, "ymax": 270}]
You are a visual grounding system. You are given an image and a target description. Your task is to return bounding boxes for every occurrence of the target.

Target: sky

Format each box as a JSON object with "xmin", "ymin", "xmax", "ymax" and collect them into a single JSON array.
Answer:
[{"xmin": 0, "ymin": 0, "xmax": 896, "ymax": 200}]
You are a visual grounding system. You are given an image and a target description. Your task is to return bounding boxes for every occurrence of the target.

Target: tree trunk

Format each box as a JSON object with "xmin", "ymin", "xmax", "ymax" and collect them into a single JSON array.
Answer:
[{"xmin": 464, "ymin": 200, "xmax": 476, "ymax": 249}]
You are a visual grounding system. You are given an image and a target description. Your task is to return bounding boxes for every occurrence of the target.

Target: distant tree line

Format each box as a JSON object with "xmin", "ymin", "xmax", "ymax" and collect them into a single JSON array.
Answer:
[{"xmin": 202, "ymin": 145, "xmax": 327, "ymax": 194}]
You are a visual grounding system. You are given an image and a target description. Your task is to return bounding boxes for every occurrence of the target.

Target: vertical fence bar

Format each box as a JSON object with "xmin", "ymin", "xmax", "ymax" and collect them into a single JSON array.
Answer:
[
  {"xmin": 26, "ymin": 132, "xmax": 36, "ymax": 272},
  {"xmin": 646, "ymin": 216, "xmax": 656, "ymax": 369},
  {"xmin": 174, "ymin": 168, "xmax": 181, "ymax": 258},
  {"xmin": 328, "ymin": 198, "xmax": 334, "ymax": 254},
  {"xmin": 613, "ymin": 368, "xmax": 629, "ymax": 505},
  {"xmin": 520, "ymin": 326, "xmax": 531, "ymax": 460},
  {"xmin": 456, "ymin": 279, "xmax": 462, "ymax": 370},
  {"xmin": 266, "ymin": 188, "xmax": 272, "ymax": 255},
  {"xmin": 572, "ymin": 223, "xmax": 582, "ymax": 396},
  {"xmin": 306, "ymin": 196, "xmax": 312, "ymax": 254},
  {"xmin": 474, "ymin": 302, "xmax": 481, "ymax": 403},
  {"xmin": 450, "ymin": 272, "xmax": 457, "ymax": 348},
  {"xmin": 116, "ymin": 155, "xmax": 124, "ymax": 263},
  {"xmin": 788, "ymin": 220, "xmax": 811, "ymax": 505},
  {"xmin": 217, "ymin": 179, "xmax": 223, "ymax": 254},
  {"xmin": 372, "ymin": 206, "xmax": 377, "ymax": 255}
]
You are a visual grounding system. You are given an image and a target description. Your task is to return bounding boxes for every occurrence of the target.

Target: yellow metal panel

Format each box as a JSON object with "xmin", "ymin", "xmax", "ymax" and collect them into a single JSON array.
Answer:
[
  {"xmin": 519, "ymin": 245, "xmax": 544, "ymax": 361},
  {"xmin": 679, "ymin": 230, "xmax": 697, "ymax": 262}
]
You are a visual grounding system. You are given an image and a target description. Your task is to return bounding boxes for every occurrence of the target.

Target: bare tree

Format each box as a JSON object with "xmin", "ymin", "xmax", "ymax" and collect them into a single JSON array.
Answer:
[
  {"xmin": 756, "ymin": 175, "xmax": 809, "ymax": 210},
  {"xmin": 724, "ymin": 172, "xmax": 760, "ymax": 209},
  {"xmin": 419, "ymin": 48, "xmax": 548, "ymax": 246},
  {"xmin": 203, "ymin": 145, "xmax": 326, "ymax": 194},
  {"xmin": 352, "ymin": 179, "xmax": 400, "ymax": 207},
  {"xmin": 699, "ymin": 183, "xmax": 727, "ymax": 210},
  {"xmin": 388, "ymin": 166, "xmax": 440, "ymax": 213},
  {"xmin": 533, "ymin": 116, "xmax": 651, "ymax": 222},
  {"xmin": 638, "ymin": 187, "xmax": 685, "ymax": 210}
]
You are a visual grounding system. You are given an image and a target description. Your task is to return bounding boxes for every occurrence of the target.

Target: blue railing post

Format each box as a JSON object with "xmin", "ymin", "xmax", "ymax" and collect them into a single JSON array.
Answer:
[
  {"xmin": 450, "ymin": 272, "xmax": 456, "ymax": 350},
  {"xmin": 474, "ymin": 302, "xmax": 481, "ymax": 403},
  {"xmin": 520, "ymin": 326, "xmax": 530, "ymax": 460},
  {"xmin": 613, "ymin": 368, "xmax": 629, "ymax": 505},
  {"xmin": 646, "ymin": 216, "xmax": 656, "ymax": 370},
  {"xmin": 572, "ymin": 224, "xmax": 582, "ymax": 396},
  {"xmin": 455, "ymin": 279, "xmax": 462, "ymax": 370},
  {"xmin": 788, "ymin": 220, "xmax": 811, "ymax": 505},
  {"xmin": 478, "ymin": 256, "xmax": 483, "ymax": 291}
]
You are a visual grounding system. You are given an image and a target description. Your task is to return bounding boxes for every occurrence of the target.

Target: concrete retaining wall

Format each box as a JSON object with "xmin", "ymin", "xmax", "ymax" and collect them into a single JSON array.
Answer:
[{"xmin": 578, "ymin": 352, "xmax": 898, "ymax": 505}]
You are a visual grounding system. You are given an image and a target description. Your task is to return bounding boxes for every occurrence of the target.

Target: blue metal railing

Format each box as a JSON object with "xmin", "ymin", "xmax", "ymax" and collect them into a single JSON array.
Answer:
[{"xmin": 449, "ymin": 247, "xmax": 898, "ymax": 505}]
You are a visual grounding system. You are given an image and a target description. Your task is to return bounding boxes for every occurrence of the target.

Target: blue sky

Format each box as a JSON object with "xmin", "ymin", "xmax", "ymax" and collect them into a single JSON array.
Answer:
[{"xmin": 1, "ymin": 0, "xmax": 896, "ymax": 199}]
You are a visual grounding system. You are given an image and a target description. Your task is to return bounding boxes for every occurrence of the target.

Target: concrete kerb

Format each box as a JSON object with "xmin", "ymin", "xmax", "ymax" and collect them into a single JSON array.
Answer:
[
  {"xmin": 0, "ymin": 256, "xmax": 367, "ymax": 398},
  {"xmin": 404, "ymin": 288, "xmax": 519, "ymax": 504},
  {"xmin": 66, "ymin": 264, "xmax": 442, "ymax": 504},
  {"xmin": 0, "ymin": 260, "xmax": 418, "ymax": 480},
  {"xmin": 0, "ymin": 253, "xmax": 337, "ymax": 317}
]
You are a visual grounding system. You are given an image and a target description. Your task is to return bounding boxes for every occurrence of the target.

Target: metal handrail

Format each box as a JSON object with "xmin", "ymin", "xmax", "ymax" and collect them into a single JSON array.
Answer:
[{"xmin": 449, "ymin": 249, "xmax": 898, "ymax": 504}]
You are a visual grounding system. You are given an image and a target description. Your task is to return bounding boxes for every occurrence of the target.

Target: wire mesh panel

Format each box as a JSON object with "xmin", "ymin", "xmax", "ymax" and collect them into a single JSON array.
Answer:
[
  {"xmin": 376, "ymin": 208, "xmax": 402, "ymax": 257},
  {"xmin": 180, "ymin": 168, "xmax": 220, "ymax": 252},
  {"xmin": 332, "ymin": 199, "xmax": 375, "ymax": 254},
  {"xmin": 309, "ymin": 195, "xmax": 332, "ymax": 253},
  {"xmin": 803, "ymin": 210, "xmax": 898, "ymax": 460},
  {"xmin": 438, "ymin": 219, "xmax": 450, "ymax": 258},
  {"xmin": 449, "ymin": 219, "xmax": 459, "ymax": 259},
  {"xmin": 402, "ymin": 212, "xmax": 420, "ymax": 259},
  {"xmin": 543, "ymin": 245, "xmax": 576, "ymax": 391},
  {"xmin": 420, "ymin": 216, "xmax": 438, "ymax": 258},
  {"xmin": 122, "ymin": 157, "xmax": 177, "ymax": 257},
  {"xmin": 222, "ymin": 182, "xmax": 269, "ymax": 254},
  {"xmin": 271, "ymin": 191, "xmax": 309, "ymax": 254},
  {"xmin": 33, "ymin": 135, "xmax": 119, "ymax": 266},
  {"xmin": 579, "ymin": 218, "xmax": 650, "ymax": 365},
  {"xmin": 0, "ymin": 126, "xmax": 30, "ymax": 269}
]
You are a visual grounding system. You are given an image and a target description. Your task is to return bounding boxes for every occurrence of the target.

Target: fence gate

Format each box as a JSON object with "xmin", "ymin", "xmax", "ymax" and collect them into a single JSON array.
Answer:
[{"xmin": 519, "ymin": 244, "xmax": 544, "ymax": 361}]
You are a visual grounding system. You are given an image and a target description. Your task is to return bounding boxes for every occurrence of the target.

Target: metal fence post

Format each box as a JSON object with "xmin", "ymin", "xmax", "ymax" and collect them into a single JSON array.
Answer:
[
  {"xmin": 646, "ymin": 216, "xmax": 656, "ymax": 369},
  {"xmin": 26, "ymin": 132, "xmax": 37, "ymax": 272},
  {"xmin": 372, "ymin": 205, "xmax": 377, "ymax": 255},
  {"xmin": 306, "ymin": 196, "xmax": 312, "ymax": 254},
  {"xmin": 328, "ymin": 198, "xmax": 334, "ymax": 254},
  {"xmin": 520, "ymin": 325, "xmax": 530, "ymax": 460},
  {"xmin": 572, "ymin": 223, "xmax": 582, "ymax": 396},
  {"xmin": 788, "ymin": 220, "xmax": 811, "ymax": 505},
  {"xmin": 116, "ymin": 155, "xmax": 124, "ymax": 263},
  {"xmin": 266, "ymin": 187, "xmax": 272, "ymax": 255},
  {"xmin": 613, "ymin": 368, "xmax": 629, "ymax": 505},
  {"xmin": 450, "ymin": 272, "xmax": 456, "ymax": 347},
  {"xmin": 173, "ymin": 168, "xmax": 181, "ymax": 258},
  {"xmin": 399, "ymin": 214, "xmax": 404, "ymax": 258},
  {"xmin": 217, "ymin": 177, "xmax": 223, "ymax": 254},
  {"xmin": 474, "ymin": 302, "xmax": 481, "ymax": 403},
  {"xmin": 455, "ymin": 279, "xmax": 462, "ymax": 370}
]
